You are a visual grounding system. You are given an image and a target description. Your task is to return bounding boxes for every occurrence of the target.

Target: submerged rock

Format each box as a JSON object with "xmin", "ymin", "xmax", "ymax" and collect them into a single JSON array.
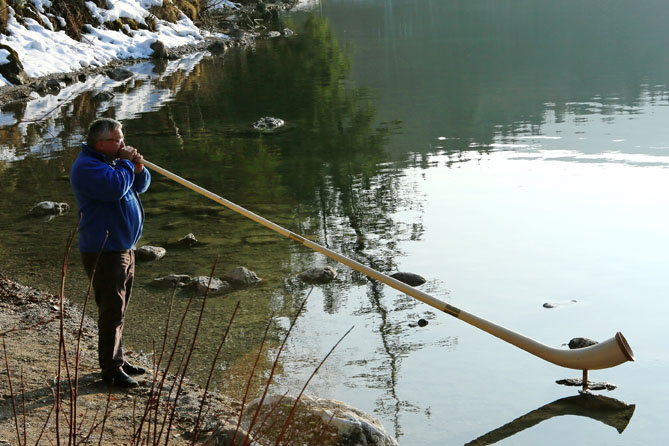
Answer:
[
  {"xmin": 135, "ymin": 246, "xmax": 166, "ymax": 261},
  {"xmin": 222, "ymin": 266, "xmax": 262, "ymax": 288},
  {"xmin": 390, "ymin": 272, "xmax": 426, "ymax": 287},
  {"xmin": 190, "ymin": 276, "xmax": 232, "ymax": 295},
  {"xmin": 151, "ymin": 274, "xmax": 192, "ymax": 289},
  {"xmin": 252, "ymin": 116, "xmax": 284, "ymax": 131},
  {"xmin": 298, "ymin": 266, "xmax": 337, "ymax": 285}
]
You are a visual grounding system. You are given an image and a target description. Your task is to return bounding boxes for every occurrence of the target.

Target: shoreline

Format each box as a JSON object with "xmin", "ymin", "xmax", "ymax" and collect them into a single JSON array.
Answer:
[
  {"xmin": 0, "ymin": 1, "xmax": 299, "ymax": 108},
  {"xmin": 0, "ymin": 273, "xmax": 242, "ymax": 444}
]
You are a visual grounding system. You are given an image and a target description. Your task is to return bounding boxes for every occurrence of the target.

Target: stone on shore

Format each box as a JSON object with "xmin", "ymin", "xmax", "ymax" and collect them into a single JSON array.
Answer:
[
  {"xmin": 242, "ymin": 394, "xmax": 398, "ymax": 446},
  {"xmin": 202, "ymin": 421, "xmax": 255, "ymax": 446},
  {"xmin": 0, "ymin": 43, "xmax": 29, "ymax": 85},
  {"xmin": 150, "ymin": 40, "xmax": 169, "ymax": 59}
]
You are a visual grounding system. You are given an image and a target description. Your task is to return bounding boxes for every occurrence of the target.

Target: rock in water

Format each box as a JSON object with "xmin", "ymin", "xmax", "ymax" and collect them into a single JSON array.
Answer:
[
  {"xmin": 568, "ymin": 337, "xmax": 599, "ymax": 349},
  {"xmin": 390, "ymin": 272, "xmax": 426, "ymax": 286},
  {"xmin": 298, "ymin": 266, "xmax": 337, "ymax": 284},
  {"xmin": 253, "ymin": 117, "xmax": 284, "ymax": 130},
  {"xmin": 135, "ymin": 246, "xmax": 166, "ymax": 261},
  {"xmin": 190, "ymin": 276, "xmax": 232, "ymax": 295},
  {"xmin": 222, "ymin": 266, "xmax": 262, "ymax": 288},
  {"xmin": 29, "ymin": 201, "xmax": 69, "ymax": 216},
  {"xmin": 151, "ymin": 274, "xmax": 192, "ymax": 288}
]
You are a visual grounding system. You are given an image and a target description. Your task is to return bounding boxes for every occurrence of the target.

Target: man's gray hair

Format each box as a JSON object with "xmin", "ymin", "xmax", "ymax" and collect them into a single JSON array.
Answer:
[{"xmin": 86, "ymin": 118, "xmax": 122, "ymax": 147}]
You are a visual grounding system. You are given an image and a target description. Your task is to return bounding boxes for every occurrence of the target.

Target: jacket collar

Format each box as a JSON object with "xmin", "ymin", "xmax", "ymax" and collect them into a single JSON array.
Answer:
[{"xmin": 81, "ymin": 142, "xmax": 116, "ymax": 165}]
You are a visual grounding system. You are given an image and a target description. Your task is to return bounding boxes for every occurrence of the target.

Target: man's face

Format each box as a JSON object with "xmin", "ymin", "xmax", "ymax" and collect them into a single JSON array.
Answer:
[{"xmin": 94, "ymin": 128, "xmax": 125, "ymax": 158}]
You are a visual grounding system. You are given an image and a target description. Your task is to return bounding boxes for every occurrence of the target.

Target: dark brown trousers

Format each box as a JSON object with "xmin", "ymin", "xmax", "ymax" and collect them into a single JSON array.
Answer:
[{"xmin": 81, "ymin": 250, "xmax": 134, "ymax": 376}]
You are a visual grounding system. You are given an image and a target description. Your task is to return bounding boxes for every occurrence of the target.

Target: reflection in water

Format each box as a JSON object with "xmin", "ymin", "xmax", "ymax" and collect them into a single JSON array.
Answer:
[{"xmin": 465, "ymin": 393, "xmax": 635, "ymax": 445}]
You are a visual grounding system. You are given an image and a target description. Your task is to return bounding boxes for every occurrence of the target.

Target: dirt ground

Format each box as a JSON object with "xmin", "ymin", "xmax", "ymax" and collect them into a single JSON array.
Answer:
[{"xmin": 0, "ymin": 274, "xmax": 242, "ymax": 446}]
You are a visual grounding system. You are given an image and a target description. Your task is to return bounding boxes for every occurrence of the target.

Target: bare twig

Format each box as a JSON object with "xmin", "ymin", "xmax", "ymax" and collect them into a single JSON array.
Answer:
[
  {"xmin": 97, "ymin": 388, "xmax": 113, "ymax": 446},
  {"xmin": 244, "ymin": 288, "xmax": 313, "ymax": 444},
  {"xmin": 20, "ymin": 367, "xmax": 27, "ymax": 446},
  {"xmin": 3, "ymin": 338, "xmax": 23, "ymax": 446},
  {"xmin": 163, "ymin": 257, "xmax": 219, "ymax": 445},
  {"xmin": 231, "ymin": 312, "xmax": 274, "ymax": 446},
  {"xmin": 274, "ymin": 326, "xmax": 355, "ymax": 446},
  {"xmin": 190, "ymin": 300, "xmax": 240, "ymax": 444},
  {"xmin": 73, "ymin": 230, "xmax": 106, "ymax": 446},
  {"xmin": 56, "ymin": 218, "xmax": 79, "ymax": 446}
]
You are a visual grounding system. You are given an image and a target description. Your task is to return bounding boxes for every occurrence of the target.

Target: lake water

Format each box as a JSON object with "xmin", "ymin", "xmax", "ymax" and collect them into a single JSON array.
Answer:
[{"xmin": 1, "ymin": 0, "xmax": 668, "ymax": 444}]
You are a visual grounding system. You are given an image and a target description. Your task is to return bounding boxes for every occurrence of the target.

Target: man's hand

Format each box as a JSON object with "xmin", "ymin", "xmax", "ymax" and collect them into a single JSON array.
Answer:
[{"xmin": 118, "ymin": 146, "xmax": 144, "ymax": 173}]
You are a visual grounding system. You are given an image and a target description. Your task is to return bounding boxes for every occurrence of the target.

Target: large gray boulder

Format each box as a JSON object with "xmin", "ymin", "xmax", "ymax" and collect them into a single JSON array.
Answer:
[{"xmin": 241, "ymin": 394, "xmax": 398, "ymax": 446}]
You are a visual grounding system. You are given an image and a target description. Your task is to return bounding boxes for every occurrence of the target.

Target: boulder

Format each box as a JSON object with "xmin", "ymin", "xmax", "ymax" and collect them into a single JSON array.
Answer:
[
  {"xmin": 190, "ymin": 276, "xmax": 232, "ymax": 295},
  {"xmin": 135, "ymin": 246, "xmax": 166, "ymax": 261},
  {"xmin": 222, "ymin": 266, "xmax": 262, "ymax": 288},
  {"xmin": 241, "ymin": 394, "xmax": 398, "ymax": 446},
  {"xmin": 150, "ymin": 40, "xmax": 169, "ymax": 59},
  {"xmin": 0, "ymin": 44, "xmax": 29, "ymax": 85},
  {"xmin": 151, "ymin": 274, "xmax": 192, "ymax": 289},
  {"xmin": 389, "ymin": 272, "xmax": 426, "ymax": 287},
  {"xmin": 298, "ymin": 266, "xmax": 337, "ymax": 285},
  {"xmin": 29, "ymin": 201, "xmax": 69, "ymax": 217}
]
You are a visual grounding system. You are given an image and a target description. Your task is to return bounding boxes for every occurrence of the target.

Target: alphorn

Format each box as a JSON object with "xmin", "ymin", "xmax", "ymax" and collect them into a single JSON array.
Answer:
[{"xmin": 142, "ymin": 160, "xmax": 635, "ymax": 372}]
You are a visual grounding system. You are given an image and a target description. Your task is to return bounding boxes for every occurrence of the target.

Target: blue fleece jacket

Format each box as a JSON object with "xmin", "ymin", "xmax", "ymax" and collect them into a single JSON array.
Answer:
[{"xmin": 70, "ymin": 143, "xmax": 151, "ymax": 252}]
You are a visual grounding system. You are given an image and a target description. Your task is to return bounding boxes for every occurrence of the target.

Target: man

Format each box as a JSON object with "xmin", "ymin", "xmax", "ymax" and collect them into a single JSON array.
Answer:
[{"xmin": 70, "ymin": 118, "xmax": 150, "ymax": 388}]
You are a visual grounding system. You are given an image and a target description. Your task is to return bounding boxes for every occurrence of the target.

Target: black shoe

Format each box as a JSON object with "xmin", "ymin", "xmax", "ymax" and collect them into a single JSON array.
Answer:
[
  {"xmin": 122, "ymin": 362, "xmax": 146, "ymax": 376},
  {"xmin": 102, "ymin": 370, "xmax": 138, "ymax": 388}
]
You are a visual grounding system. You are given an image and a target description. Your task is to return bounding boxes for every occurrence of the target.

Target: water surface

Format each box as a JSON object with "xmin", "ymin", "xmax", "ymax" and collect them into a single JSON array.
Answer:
[{"xmin": 1, "ymin": 1, "xmax": 668, "ymax": 444}]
